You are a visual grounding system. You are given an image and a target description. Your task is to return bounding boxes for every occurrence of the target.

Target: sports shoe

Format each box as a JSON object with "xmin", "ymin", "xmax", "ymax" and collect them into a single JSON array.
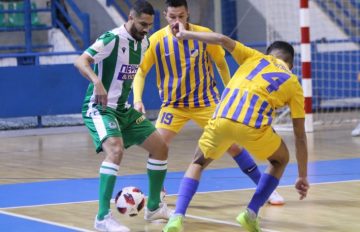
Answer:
[
  {"xmin": 162, "ymin": 214, "xmax": 184, "ymax": 232},
  {"xmin": 144, "ymin": 202, "xmax": 174, "ymax": 221},
  {"xmin": 267, "ymin": 190, "xmax": 285, "ymax": 205},
  {"xmin": 236, "ymin": 210, "xmax": 262, "ymax": 232},
  {"xmin": 94, "ymin": 211, "xmax": 130, "ymax": 232},
  {"xmin": 351, "ymin": 124, "xmax": 360, "ymax": 137}
]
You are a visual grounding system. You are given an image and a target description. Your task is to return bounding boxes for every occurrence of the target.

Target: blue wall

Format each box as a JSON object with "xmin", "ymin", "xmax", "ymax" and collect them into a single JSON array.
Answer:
[
  {"xmin": 1, "ymin": 50, "xmax": 359, "ymax": 118},
  {"xmin": 0, "ymin": 64, "xmax": 161, "ymax": 118},
  {"xmin": 0, "ymin": 64, "xmax": 88, "ymax": 117}
]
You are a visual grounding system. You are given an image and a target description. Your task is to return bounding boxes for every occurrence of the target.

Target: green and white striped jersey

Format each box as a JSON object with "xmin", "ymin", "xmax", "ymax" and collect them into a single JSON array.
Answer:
[{"xmin": 82, "ymin": 25, "xmax": 149, "ymax": 114}]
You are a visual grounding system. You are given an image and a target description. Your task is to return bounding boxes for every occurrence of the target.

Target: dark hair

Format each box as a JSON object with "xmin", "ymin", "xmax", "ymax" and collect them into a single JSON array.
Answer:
[
  {"xmin": 165, "ymin": 0, "xmax": 188, "ymax": 9},
  {"xmin": 131, "ymin": 0, "xmax": 155, "ymax": 16},
  {"xmin": 266, "ymin": 41, "xmax": 295, "ymax": 65}
]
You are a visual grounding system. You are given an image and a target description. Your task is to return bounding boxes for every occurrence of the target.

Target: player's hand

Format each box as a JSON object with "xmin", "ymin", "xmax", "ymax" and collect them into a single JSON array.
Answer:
[
  {"xmin": 295, "ymin": 177, "xmax": 309, "ymax": 200},
  {"xmin": 94, "ymin": 80, "xmax": 108, "ymax": 111},
  {"xmin": 175, "ymin": 22, "xmax": 186, "ymax": 40},
  {"xmin": 134, "ymin": 101, "xmax": 146, "ymax": 114}
]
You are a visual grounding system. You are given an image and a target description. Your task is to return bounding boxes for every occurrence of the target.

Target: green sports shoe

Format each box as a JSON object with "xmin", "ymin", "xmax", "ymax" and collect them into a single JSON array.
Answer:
[
  {"xmin": 236, "ymin": 211, "xmax": 262, "ymax": 232},
  {"xmin": 162, "ymin": 214, "xmax": 184, "ymax": 232}
]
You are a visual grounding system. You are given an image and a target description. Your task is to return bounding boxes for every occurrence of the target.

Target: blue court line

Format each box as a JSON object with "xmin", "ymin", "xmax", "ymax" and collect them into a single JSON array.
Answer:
[
  {"xmin": 1, "ymin": 158, "xmax": 360, "ymax": 209},
  {"xmin": 0, "ymin": 158, "xmax": 360, "ymax": 232}
]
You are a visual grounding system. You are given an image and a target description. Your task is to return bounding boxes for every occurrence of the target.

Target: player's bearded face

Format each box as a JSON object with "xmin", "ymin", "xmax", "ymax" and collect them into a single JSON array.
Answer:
[
  {"xmin": 164, "ymin": 6, "xmax": 189, "ymax": 35},
  {"xmin": 130, "ymin": 13, "xmax": 153, "ymax": 41}
]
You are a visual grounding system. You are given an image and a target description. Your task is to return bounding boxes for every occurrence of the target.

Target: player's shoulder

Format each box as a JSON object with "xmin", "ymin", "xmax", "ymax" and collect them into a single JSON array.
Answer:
[
  {"xmin": 190, "ymin": 23, "xmax": 213, "ymax": 33},
  {"xmin": 98, "ymin": 30, "xmax": 117, "ymax": 42},
  {"xmin": 95, "ymin": 27, "xmax": 122, "ymax": 46}
]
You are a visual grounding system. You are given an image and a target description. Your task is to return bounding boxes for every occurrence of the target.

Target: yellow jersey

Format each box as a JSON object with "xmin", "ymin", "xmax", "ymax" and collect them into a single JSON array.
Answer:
[
  {"xmin": 133, "ymin": 24, "xmax": 230, "ymax": 108},
  {"xmin": 213, "ymin": 42, "xmax": 305, "ymax": 128}
]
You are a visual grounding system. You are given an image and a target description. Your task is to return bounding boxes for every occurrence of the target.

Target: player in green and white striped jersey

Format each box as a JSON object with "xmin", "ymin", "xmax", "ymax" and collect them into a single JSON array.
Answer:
[{"xmin": 75, "ymin": 1, "xmax": 172, "ymax": 231}]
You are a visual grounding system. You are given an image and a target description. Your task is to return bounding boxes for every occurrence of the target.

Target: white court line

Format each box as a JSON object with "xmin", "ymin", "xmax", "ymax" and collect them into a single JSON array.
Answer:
[
  {"xmin": 0, "ymin": 179, "xmax": 359, "ymax": 232},
  {"xmin": 186, "ymin": 214, "xmax": 280, "ymax": 232},
  {"xmin": 0, "ymin": 210, "xmax": 93, "ymax": 232}
]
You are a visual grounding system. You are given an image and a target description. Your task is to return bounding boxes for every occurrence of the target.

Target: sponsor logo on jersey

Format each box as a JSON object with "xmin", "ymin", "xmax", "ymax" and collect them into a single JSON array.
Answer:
[
  {"xmin": 117, "ymin": 64, "xmax": 139, "ymax": 80},
  {"xmin": 190, "ymin": 49, "xmax": 199, "ymax": 57},
  {"xmin": 135, "ymin": 115, "xmax": 146, "ymax": 124}
]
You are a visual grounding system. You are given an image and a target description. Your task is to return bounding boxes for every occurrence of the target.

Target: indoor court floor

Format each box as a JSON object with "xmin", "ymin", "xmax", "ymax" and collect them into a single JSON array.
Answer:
[{"xmin": 0, "ymin": 122, "xmax": 360, "ymax": 232}]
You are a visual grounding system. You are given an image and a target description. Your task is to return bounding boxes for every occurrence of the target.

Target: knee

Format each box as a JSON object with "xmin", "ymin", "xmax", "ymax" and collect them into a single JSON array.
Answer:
[
  {"xmin": 192, "ymin": 150, "xmax": 212, "ymax": 170},
  {"xmin": 270, "ymin": 151, "xmax": 289, "ymax": 168},
  {"xmin": 160, "ymin": 143, "xmax": 169, "ymax": 159},
  {"xmin": 227, "ymin": 144, "xmax": 242, "ymax": 156},
  {"xmin": 150, "ymin": 142, "xmax": 169, "ymax": 160},
  {"xmin": 106, "ymin": 140, "xmax": 124, "ymax": 161}
]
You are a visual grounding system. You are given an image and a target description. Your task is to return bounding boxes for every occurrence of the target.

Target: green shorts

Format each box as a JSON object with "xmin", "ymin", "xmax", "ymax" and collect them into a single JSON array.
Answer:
[{"xmin": 82, "ymin": 106, "xmax": 156, "ymax": 153}]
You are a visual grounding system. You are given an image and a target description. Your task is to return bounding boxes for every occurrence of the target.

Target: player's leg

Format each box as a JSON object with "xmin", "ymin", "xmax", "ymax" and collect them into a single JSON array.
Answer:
[
  {"xmin": 156, "ymin": 107, "xmax": 190, "ymax": 200},
  {"xmin": 83, "ymin": 108, "xmax": 129, "ymax": 231},
  {"xmin": 247, "ymin": 140, "xmax": 289, "ymax": 211},
  {"xmin": 163, "ymin": 118, "xmax": 232, "ymax": 232},
  {"xmin": 122, "ymin": 108, "xmax": 171, "ymax": 221},
  {"xmin": 227, "ymin": 144, "xmax": 262, "ymax": 185},
  {"xmin": 193, "ymin": 107, "xmax": 284, "ymax": 205},
  {"xmin": 95, "ymin": 137, "xmax": 130, "ymax": 232},
  {"xmin": 163, "ymin": 148, "xmax": 214, "ymax": 232},
  {"xmin": 227, "ymin": 144, "xmax": 284, "ymax": 205},
  {"xmin": 238, "ymin": 141, "xmax": 289, "ymax": 231},
  {"xmin": 139, "ymin": 129, "xmax": 173, "ymax": 221},
  {"xmin": 235, "ymin": 126, "xmax": 288, "ymax": 231}
]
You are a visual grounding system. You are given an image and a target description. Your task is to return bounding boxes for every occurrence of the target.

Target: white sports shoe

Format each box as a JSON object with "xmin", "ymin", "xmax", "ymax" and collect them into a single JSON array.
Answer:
[
  {"xmin": 94, "ymin": 211, "xmax": 130, "ymax": 232},
  {"xmin": 144, "ymin": 202, "xmax": 174, "ymax": 221},
  {"xmin": 267, "ymin": 190, "xmax": 285, "ymax": 205},
  {"xmin": 351, "ymin": 124, "xmax": 360, "ymax": 137}
]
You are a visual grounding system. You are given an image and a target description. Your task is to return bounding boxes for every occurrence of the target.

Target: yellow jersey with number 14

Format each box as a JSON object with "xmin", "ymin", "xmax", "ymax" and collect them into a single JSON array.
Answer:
[{"xmin": 213, "ymin": 42, "xmax": 305, "ymax": 128}]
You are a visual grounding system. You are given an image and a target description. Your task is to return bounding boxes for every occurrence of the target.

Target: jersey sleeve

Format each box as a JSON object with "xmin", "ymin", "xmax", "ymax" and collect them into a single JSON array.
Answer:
[
  {"xmin": 231, "ymin": 41, "xmax": 264, "ymax": 65},
  {"xmin": 85, "ymin": 32, "xmax": 116, "ymax": 64},
  {"xmin": 197, "ymin": 26, "xmax": 231, "ymax": 86},
  {"xmin": 206, "ymin": 43, "xmax": 231, "ymax": 86},
  {"xmin": 288, "ymin": 78, "xmax": 306, "ymax": 119}
]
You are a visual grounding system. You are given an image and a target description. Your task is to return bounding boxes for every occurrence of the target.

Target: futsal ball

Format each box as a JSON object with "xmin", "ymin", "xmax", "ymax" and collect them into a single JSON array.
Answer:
[{"xmin": 115, "ymin": 186, "xmax": 145, "ymax": 217}]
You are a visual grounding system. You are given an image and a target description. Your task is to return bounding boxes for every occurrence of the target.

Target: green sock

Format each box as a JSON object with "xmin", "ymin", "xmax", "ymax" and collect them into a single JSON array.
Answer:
[
  {"xmin": 97, "ymin": 161, "xmax": 119, "ymax": 220},
  {"xmin": 147, "ymin": 158, "xmax": 167, "ymax": 211}
]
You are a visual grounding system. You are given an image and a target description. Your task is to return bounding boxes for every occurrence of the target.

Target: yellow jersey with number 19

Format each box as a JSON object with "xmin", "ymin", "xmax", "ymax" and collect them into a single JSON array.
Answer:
[{"xmin": 213, "ymin": 42, "xmax": 305, "ymax": 128}]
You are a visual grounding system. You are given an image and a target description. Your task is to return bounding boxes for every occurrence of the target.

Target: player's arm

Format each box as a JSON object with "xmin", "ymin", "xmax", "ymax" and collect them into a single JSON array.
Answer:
[
  {"xmin": 292, "ymin": 117, "xmax": 309, "ymax": 200},
  {"xmin": 74, "ymin": 53, "xmax": 107, "ymax": 110},
  {"xmin": 176, "ymin": 22, "xmax": 236, "ymax": 52},
  {"xmin": 288, "ymin": 80, "xmax": 309, "ymax": 200},
  {"xmin": 207, "ymin": 44, "xmax": 231, "ymax": 86},
  {"xmin": 176, "ymin": 22, "xmax": 261, "ymax": 65},
  {"xmin": 74, "ymin": 32, "xmax": 115, "ymax": 110},
  {"xmin": 214, "ymin": 57, "xmax": 231, "ymax": 86},
  {"xmin": 133, "ymin": 40, "xmax": 156, "ymax": 114}
]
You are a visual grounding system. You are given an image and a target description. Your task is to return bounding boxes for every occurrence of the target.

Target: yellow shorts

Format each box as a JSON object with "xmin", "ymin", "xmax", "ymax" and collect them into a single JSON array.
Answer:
[
  {"xmin": 199, "ymin": 117, "xmax": 281, "ymax": 160},
  {"xmin": 155, "ymin": 106, "xmax": 217, "ymax": 133}
]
